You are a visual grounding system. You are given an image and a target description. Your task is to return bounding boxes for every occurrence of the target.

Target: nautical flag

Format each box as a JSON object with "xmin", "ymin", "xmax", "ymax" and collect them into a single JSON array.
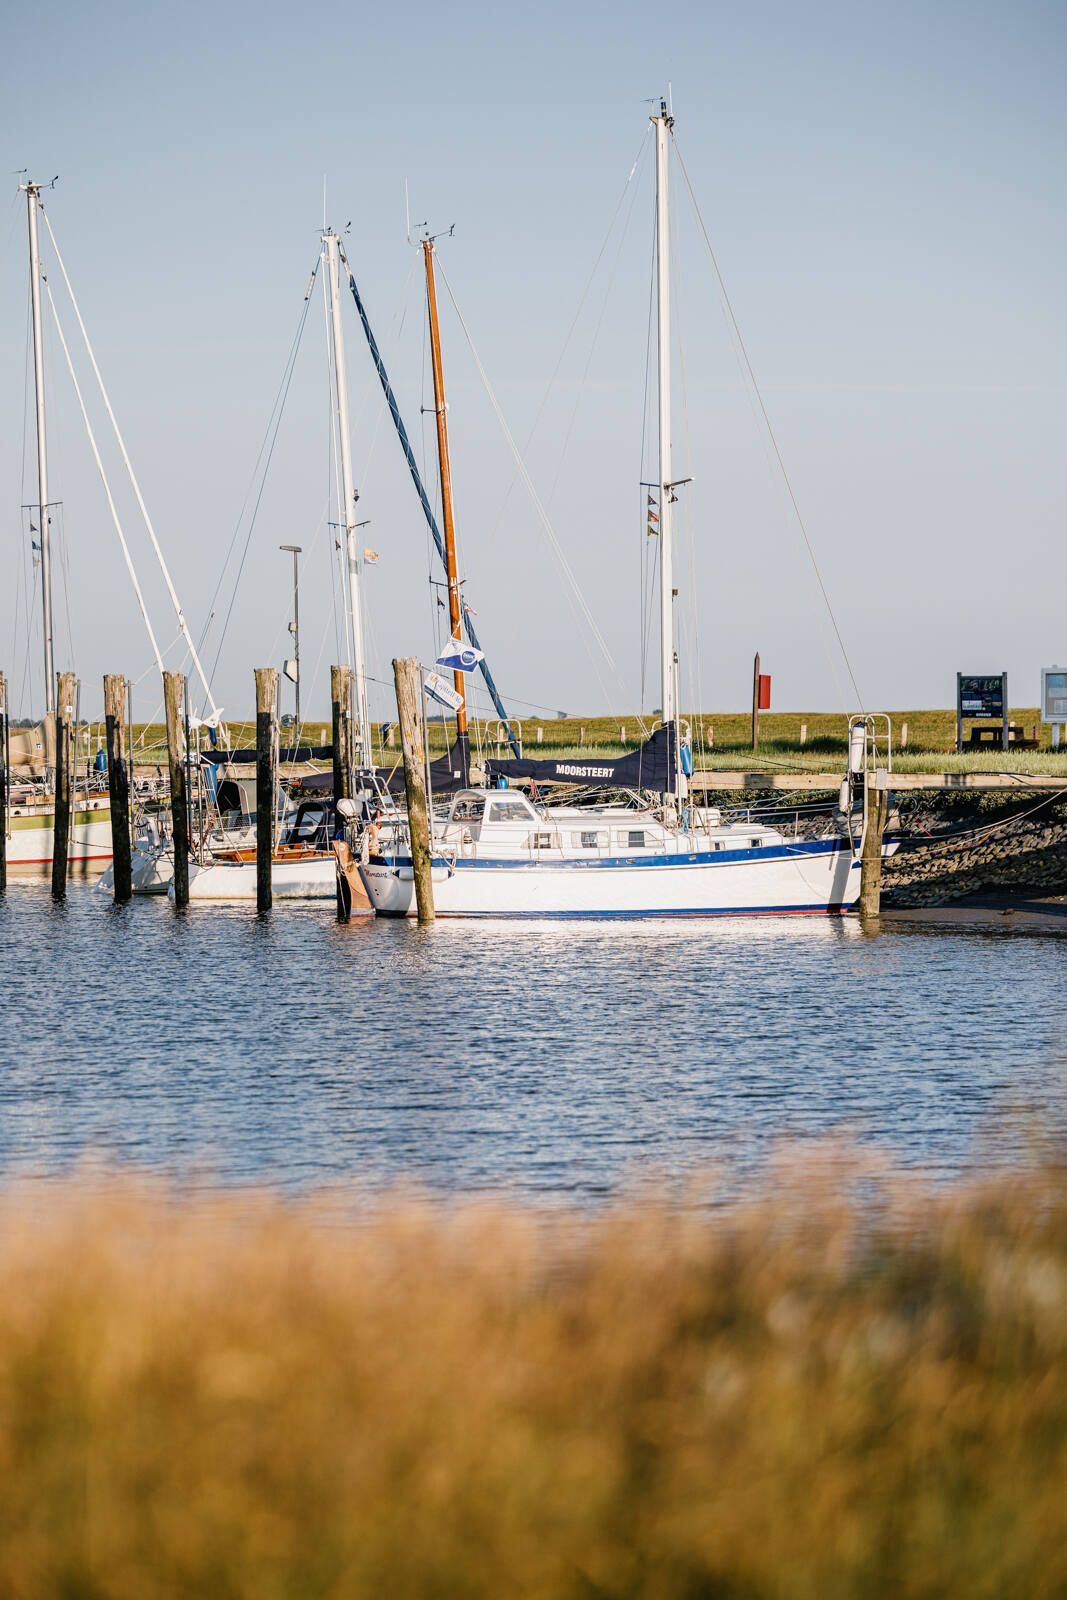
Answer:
[
  {"xmin": 462, "ymin": 600, "xmax": 478, "ymax": 617},
  {"xmin": 424, "ymin": 670, "xmax": 463, "ymax": 711},
  {"xmin": 647, "ymin": 508, "xmax": 659, "ymax": 523},
  {"xmin": 435, "ymin": 634, "xmax": 484, "ymax": 673},
  {"xmin": 646, "ymin": 495, "xmax": 657, "ymax": 507},
  {"xmin": 647, "ymin": 522, "xmax": 659, "ymax": 537},
  {"xmin": 363, "ymin": 548, "xmax": 380, "ymax": 564}
]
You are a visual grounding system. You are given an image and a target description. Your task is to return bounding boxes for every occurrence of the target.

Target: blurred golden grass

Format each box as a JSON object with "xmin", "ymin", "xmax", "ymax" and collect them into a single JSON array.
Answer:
[{"xmin": 1, "ymin": 1157, "xmax": 1065, "ymax": 1597}]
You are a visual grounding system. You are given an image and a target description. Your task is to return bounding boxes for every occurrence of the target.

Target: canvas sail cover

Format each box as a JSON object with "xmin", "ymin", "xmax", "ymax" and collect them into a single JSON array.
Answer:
[
  {"xmin": 484, "ymin": 723, "xmax": 677, "ymax": 794},
  {"xmin": 286, "ymin": 743, "xmax": 471, "ymax": 798}
]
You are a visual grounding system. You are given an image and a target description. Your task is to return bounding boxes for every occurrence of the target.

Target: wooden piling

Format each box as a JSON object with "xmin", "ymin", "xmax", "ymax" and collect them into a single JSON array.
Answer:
[
  {"xmin": 799, "ymin": 721, "xmax": 807, "ymax": 747},
  {"xmin": 51, "ymin": 670, "xmax": 76, "ymax": 899},
  {"xmin": 255, "ymin": 667, "xmax": 278, "ymax": 914},
  {"xmin": 0, "ymin": 672, "xmax": 7, "ymax": 894},
  {"xmin": 163, "ymin": 671, "xmax": 189, "ymax": 908},
  {"xmin": 751, "ymin": 652, "xmax": 761, "ymax": 752},
  {"xmin": 393, "ymin": 656, "xmax": 434, "ymax": 924},
  {"xmin": 331, "ymin": 665, "xmax": 353, "ymax": 803},
  {"xmin": 900, "ymin": 721, "xmax": 909, "ymax": 751},
  {"xmin": 859, "ymin": 772, "xmax": 889, "ymax": 918},
  {"xmin": 104, "ymin": 674, "xmax": 132, "ymax": 902}
]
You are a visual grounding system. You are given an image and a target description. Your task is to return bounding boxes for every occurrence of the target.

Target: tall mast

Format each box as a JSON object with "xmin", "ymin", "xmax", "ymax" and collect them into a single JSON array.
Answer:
[
  {"xmin": 653, "ymin": 101, "xmax": 675, "ymax": 730},
  {"xmin": 22, "ymin": 181, "xmax": 56, "ymax": 718},
  {"xmin": 422, "ymin": 236, "xmax": 469, "ymax": 782},
  {"xmin": 323, "ymin": 228, "xmax": 371, "ymax": 765}
]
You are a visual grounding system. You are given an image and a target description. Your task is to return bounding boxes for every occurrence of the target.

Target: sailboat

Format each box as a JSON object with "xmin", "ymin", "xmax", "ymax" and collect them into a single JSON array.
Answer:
[
  {"xmin": 358, "ymin": 103, "xmax": 871, "ymax": 918},
  {"xmin": 180, "ymin": 223, "xmax": 372, "ymax": 905},
  {"xmin": 5, "ymin": 180, "xmax": 112, "ymax": 878}
]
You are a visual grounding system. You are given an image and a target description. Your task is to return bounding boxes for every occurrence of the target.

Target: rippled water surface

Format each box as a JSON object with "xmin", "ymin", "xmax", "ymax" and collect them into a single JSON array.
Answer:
[{"xmin": 2, "ymin": 884, "xmax": 1065, "ymax": 1197}]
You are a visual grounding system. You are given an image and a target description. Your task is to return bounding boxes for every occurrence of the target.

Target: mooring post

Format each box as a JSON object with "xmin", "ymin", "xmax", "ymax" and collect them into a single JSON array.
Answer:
[
  {"xmin": 331, "ymin": 665, "xmax": 353, "ymax": 803},
  {"xmin": 393, "ymin": 656, "xmax": 435, "ymax": 924},
  {"xmin": 255, "ymin": 667, "xmax": 277, "ymax": 914},
  {"xmin": 163, "ymin": 671, "xmax": 189, "ymax": 908},
  {"xmin": 751, "ymin": 652, "xmax": 761, "ymax": 752},
  {"xmin": 860, "ymin": 770, "xmax": 889, "ymax": 918},
  {"xmin": 103, "ymin": 674, "xmax": 132, "ymax": 902},
  {"xmin": 51, "ymin": 670, "xmax": 76, "ymax": 899},
  {"xmin": 0, "ymin": 671, "xmax": 7, "ymax": 894}
]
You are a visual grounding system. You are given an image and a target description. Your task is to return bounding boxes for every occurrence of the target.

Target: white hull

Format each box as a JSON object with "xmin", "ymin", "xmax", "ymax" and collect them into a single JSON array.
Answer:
[
  {"xmin": 4, "ymin": 798, "xmax": 113, "ymax": 879},
  {"xmin": 360, "ymin": 838, "xmax": 861, "ymax": 919},
  {"xmin": 99, "ymin": 835, "xmax": 174, "ymax": 896},
  {"xmin": 176, "ymin": 853, "xmax": 340, "ymax": 902}
]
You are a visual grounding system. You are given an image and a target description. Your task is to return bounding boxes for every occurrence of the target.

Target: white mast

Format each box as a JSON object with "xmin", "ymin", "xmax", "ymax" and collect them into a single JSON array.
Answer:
[
  {"xmin": 653, "ymin": 101, "xmax": 675, "ymax": 730},
  {"xmin": 323, "ymin": 228, "xmax": 371, "ymax": 764},
  {"xmin": 22, "ymin": 181, "xmax": 56, "ymax": 718}
]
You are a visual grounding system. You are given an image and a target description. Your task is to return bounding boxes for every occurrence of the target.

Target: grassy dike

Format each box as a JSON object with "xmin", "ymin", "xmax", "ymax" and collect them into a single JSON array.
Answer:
[
  {"xmin": 106, "ymin": 708, "xmax": 1067, "ymax": 774},
  {"xmin": 0, "ymin": 1160, "xmax": 1064, "ymax": 1597}
]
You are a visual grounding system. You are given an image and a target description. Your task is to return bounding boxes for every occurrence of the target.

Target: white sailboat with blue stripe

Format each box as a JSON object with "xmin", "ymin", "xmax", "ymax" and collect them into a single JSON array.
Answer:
[{"xmin": 359, "ymin": 102, "xmax": 868, "ymax": 920}]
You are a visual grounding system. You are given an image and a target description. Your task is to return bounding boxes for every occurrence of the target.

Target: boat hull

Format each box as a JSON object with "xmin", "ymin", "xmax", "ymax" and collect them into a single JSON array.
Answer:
[
  {"xmin": 99, "ymin": 836, "xmax": 174, "ymax": 896},
  {"xmin": 4, "ymin": 799, "xmax": 113, "ymax": 879},
  {"xmin": 360, "ymin": 839, "xmax": 861, "ymax": 919},
  {"xmin": 177, "ymin": 853, "xmax": 347, "ymax": 902}
]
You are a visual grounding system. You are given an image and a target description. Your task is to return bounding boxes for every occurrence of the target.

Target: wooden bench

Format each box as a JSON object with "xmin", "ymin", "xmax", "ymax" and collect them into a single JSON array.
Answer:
[{"xmin": 963, "ymin": 723, "xmax": 1040, "ymax": 751}]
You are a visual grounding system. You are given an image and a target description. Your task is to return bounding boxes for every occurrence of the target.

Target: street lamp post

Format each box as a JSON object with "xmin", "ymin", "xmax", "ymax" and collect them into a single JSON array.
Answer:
[{"xmin": 280, "ymin": 544, "xmax": 302, "ymax": 733}]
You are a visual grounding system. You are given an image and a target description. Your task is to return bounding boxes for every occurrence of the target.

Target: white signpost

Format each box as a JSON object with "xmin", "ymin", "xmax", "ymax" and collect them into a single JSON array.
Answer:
[{"xmin": 1041, "ymin": 667, "xmax": 1067, "ymax": 749}]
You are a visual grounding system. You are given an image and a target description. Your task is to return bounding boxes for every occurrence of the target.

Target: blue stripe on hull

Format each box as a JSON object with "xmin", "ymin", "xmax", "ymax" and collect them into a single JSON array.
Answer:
[
  {"xmin": 375, "ymin": 904, "xmax": 851, "ymax": 920},
  {"xmin": 370, "ymin": 838, "xmax": 852, "ymax": 873}
]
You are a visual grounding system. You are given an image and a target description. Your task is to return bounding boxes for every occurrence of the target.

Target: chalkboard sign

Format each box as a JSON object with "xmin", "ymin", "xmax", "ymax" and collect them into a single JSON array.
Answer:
[{"xmin": 956, "ymin": 672, "xmax": 1008, "ymax": 752}]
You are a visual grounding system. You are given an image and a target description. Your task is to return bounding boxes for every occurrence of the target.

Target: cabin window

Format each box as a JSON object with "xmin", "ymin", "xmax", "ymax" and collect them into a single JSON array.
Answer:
[
  {"xmin": 750, "ymin": 838, "xmax": 762, "ymax": 849},
  {"xmin": 531, "ymin": 832, "xmax": 554, "ymax": 850},
  {"xmin": 488, "ymin": 797, "xmax": 533, "ymax": 823},
  {"xmin": 625, "ymin": 830, "xmax": 646, "ymax": 849},
  {"xmin": 576, "ymin": 830, "xmax": 604, "ymax": 849},
  {"xmin": 452, "ymin": 795, "xmax": 485, "ymax": 822}
]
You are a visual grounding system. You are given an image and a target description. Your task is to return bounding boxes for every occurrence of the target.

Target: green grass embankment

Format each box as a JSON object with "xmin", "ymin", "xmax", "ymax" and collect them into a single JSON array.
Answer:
[{"xmin": 81, "ymin": 708, "xmax": 1066, "ymax": 776}]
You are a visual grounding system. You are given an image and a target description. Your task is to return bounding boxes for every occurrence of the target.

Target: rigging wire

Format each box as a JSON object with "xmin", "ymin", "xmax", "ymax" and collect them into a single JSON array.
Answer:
[
  {"xmin": 42, "ymin": 210, "xmax": 220, "ymax": 718},
  {"xmin": 671, "ymin": 136, "xmax": 865, "ymax": 711},
  {"xmin": 436, "ymin": 259, "xmax": 617, "ymax": 702},
  {"xmin": 203, "ymin": 259, "xmax": 321, "ymax": 698},
  {"xmin": 486, "ymin": 125, "xmax": 651, "ymax": 545},
  {"xmin": 541, "ymin": 135, "xmax": 649, "ymax": 518},
  {"xmin": 44, "ymin": 280, "xmax": 166, "ymax": 674}
]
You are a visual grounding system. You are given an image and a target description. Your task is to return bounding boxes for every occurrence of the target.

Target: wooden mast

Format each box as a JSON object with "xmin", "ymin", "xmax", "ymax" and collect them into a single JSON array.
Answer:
[{"xmin": 422, "ymin": 236, "xmax": 469, "ymax": 783}]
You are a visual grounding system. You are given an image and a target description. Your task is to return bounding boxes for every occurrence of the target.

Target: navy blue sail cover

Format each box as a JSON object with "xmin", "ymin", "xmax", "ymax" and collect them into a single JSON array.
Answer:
[{"xmin": 485, "ymin": 723, "xmax": 678, "ymax": 794}]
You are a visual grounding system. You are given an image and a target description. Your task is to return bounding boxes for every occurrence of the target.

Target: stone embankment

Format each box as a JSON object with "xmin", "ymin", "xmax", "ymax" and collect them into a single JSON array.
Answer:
[{"xmin": 884, "ymin": 796, "xmax": 1067, "ymax": 908}]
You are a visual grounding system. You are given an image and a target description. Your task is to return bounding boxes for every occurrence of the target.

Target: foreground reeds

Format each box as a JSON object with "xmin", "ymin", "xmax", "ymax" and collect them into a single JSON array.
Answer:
[{"xmin": 0, "ymin": 1159, "xmax": 1065, "ymax": 1598}]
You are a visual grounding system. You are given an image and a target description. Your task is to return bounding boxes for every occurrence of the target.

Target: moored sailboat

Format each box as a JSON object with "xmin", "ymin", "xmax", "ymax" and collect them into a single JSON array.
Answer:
[{"xmin": 358, "ymin": 104, "xmax": 872, "ymax": 919}]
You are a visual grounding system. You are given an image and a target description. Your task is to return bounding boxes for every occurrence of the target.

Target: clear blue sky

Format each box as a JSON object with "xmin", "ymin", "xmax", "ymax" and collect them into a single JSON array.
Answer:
[{"xmin": 2, "ymin": 0, "xmax": 1064, "ymax": 724}]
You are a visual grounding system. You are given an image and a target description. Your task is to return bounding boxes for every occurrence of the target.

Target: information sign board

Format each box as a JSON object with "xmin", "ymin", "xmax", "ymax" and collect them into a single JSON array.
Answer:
[
  {"xmin": 1041, "ymin": 668, "xmax": 1067, "ymax": 724},
  {"xmin": 956, "ymin": 671, "xmax": 1008, "ymax": 752}
]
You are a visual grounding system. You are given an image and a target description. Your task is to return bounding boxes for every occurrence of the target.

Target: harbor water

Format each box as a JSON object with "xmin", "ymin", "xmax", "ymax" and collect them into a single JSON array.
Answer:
[{"xmin": 1, "ymin": 883, "xmax": 1065, "ymax": 1198}]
